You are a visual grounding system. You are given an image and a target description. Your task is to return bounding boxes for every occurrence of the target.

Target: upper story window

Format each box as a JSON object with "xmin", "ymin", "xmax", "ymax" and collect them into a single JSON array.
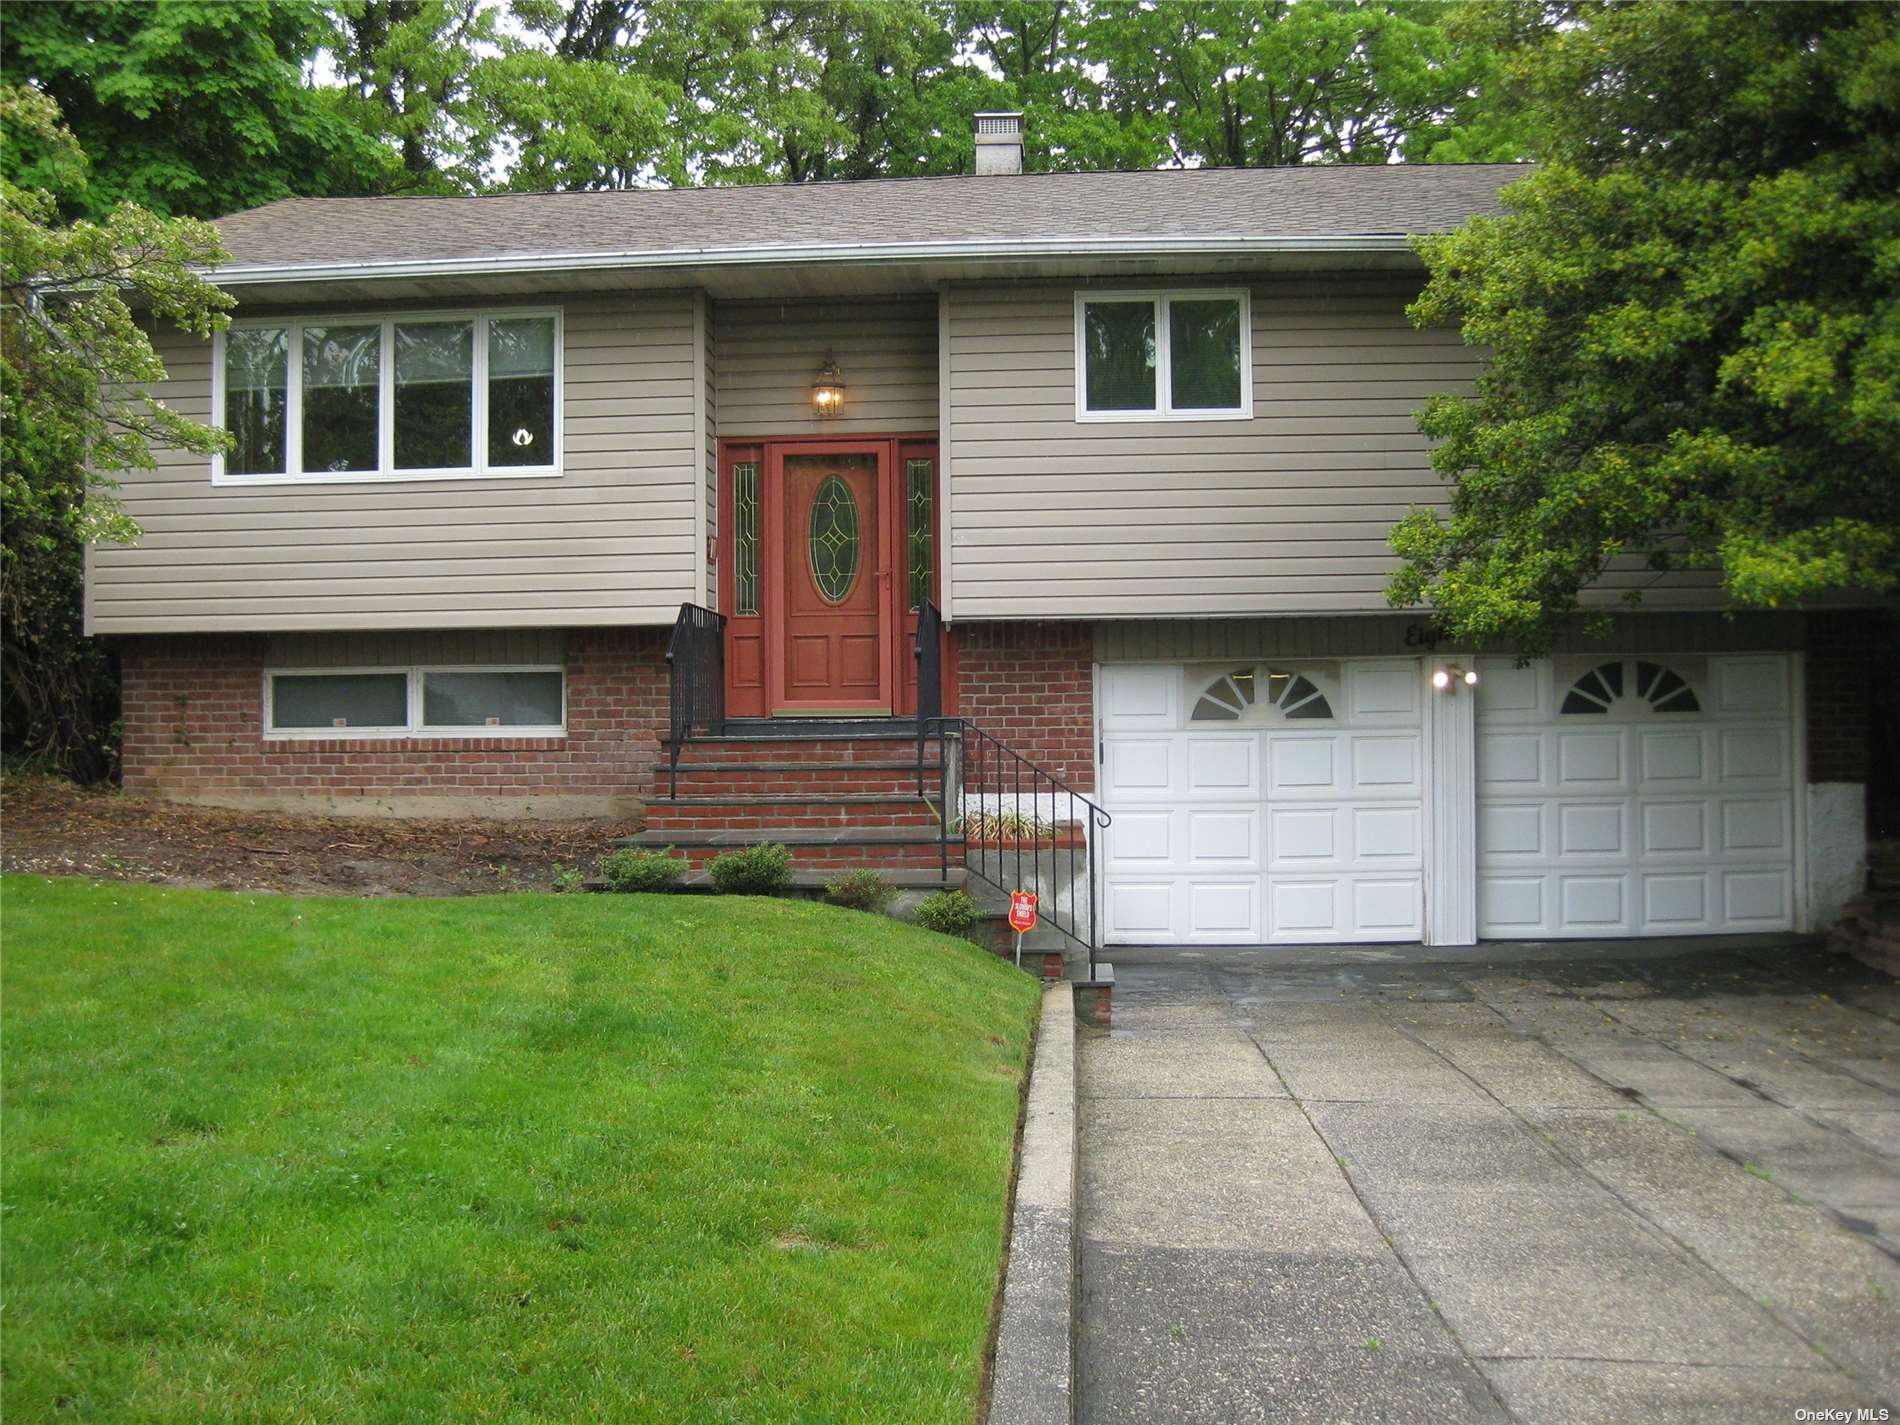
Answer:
[
  {"xmin": 215, "ymin": 309, "xmax": 561, "ymax": 484},
  {"xmin": 1074, "ymin": 289, "xmax": 1252, "ymax": 422}
]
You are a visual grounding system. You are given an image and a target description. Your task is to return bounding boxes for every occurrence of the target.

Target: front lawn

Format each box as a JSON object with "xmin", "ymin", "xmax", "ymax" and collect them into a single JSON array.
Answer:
[{"xmin": 1, "ymin": 876, "xmax": 1040, "ymax": 1423}]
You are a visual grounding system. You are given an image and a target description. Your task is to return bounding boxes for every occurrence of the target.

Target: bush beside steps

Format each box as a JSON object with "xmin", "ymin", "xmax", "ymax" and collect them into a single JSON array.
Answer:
[{"xmin": 590, "ymin": 843, "xmax": 995, "ymax": 949}]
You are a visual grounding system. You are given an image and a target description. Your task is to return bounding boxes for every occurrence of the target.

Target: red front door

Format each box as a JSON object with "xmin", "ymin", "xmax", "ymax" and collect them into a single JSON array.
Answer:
[{"xmin": 773, "ymin": 446, "xmax": 891, "ymax": 713}]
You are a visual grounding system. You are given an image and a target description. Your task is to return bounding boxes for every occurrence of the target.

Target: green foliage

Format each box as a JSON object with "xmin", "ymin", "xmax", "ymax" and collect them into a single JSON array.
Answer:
[
  {"xmin": 824, "ymin": 868, "xmax": 897, "ymax": 913},
  {"xmin": 0, "ymin": 2, "xmax": 389, "ymax": 220},
  {"xmin": 1390, "ymin": 1, "xmax": 1900, "ymax": 654},
  {"xmin": 599, "ymin": 846, "xmax": 686, "ymax": 892},
  {"xmin": 1082, "ymin": 0, "xmax": 1528, "ymax": 169},
  {"xmin": 707, "ymin": 842, "xmax": 795, "ymax": 895},
  {"xmin": 1, "ymin": 88, "xmax": 232, "ymax": 778},
  {"xmin": 321, "ymin": 0, "xmax": 508, "ymax": 195},
  {"xmin": 5, "ymin": 1, "xmax": 1532, "ymax": 206},
  {"xmin": 551, "ymin": 863, "xmax": 585, "ymax": 893},
  {"xmin": 915, "ymin": 888, "xmax": 980, "ymax": 939},
  {"xmin": 497, "ymin": 0, "xmax": 1520, "ymax": 187}
]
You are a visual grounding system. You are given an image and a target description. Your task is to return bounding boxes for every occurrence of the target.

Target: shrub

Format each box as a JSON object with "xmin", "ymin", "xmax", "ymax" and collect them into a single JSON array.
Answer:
[
  {"xmin": 708, "ymin": 842, "xmax": 794, "ymax": 895},
  {"xmin": 824, "ymin": 869, "xmax": 895, "ymax": 913},
  {"xmin": 551, "ymin": 863, "xmax": 585, "ymax": 894},
  {"xmin": 915, "ymin": 889, "xmax": 980, "ymax": 939},
  {"xmin": 600, "ymin": 847, "xmax": 686, "ymax": 892}
]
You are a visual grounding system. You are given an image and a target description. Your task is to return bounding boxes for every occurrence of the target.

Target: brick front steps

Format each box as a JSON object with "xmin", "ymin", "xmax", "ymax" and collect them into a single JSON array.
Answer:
[
  {"xmin": 634, "ymin": 727, "xmax": 952, "ymax": 877},
  {"xmin": 669, "ymin": 762, "xmax": 927, "ymax": 797},
  {"xmin": 629, "ymin": 723, "xmax": 1096, "ymax": 978},
  {"xmin": 644, "ymin": 795, "xmax": 942, "ymax": 836}
]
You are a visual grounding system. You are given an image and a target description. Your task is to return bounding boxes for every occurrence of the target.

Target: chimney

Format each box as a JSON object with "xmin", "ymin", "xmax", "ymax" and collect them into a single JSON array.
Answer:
[{"xmin": 973, "ymin": 112, "xmax": 1024, "ymax": 176}]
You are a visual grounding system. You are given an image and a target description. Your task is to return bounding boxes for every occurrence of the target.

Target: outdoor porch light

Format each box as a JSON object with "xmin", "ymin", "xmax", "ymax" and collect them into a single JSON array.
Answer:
[
  {"xmin": 1432, "ymin": 664, "xmax": 1480, "ymax": 691},
  {"xmin": 811, "ymin": 355, "xmax": 846, "ymax": 418}
]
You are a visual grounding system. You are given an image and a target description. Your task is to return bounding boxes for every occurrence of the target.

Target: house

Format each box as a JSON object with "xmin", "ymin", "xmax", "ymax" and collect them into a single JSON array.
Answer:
[{"xmin": 93, "ymin": 115, "xmax": 1876, "ymax": 951}]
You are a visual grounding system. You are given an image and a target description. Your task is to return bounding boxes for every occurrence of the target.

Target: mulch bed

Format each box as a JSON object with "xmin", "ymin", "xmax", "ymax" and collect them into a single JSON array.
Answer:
[{"xmin": 0, "ymin": 776, "xmax": 636, "ymax": 897}]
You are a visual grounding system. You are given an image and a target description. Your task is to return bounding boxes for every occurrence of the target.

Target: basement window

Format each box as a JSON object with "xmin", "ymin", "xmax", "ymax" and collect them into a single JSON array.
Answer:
[
  {"xmin": 215, "ymin": 309, "xmax": 562, "ymax": 484},
  {"xmin": 265, "ymin": 667, "xmax": 566, "ymax": 739},
  {"xmin": 1075, "ymin": 289, "xmax": 1251, "ymax": 421}
]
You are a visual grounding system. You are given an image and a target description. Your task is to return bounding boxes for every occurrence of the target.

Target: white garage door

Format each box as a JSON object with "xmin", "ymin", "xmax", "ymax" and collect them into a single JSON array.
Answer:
[
  {"xmin": 1476, "ymin": 654, "xmax": 1797, "ymax": 937},
  {"xmin": 1100, "ymin": 660, "xmax": 1425, "ymax": 944}
]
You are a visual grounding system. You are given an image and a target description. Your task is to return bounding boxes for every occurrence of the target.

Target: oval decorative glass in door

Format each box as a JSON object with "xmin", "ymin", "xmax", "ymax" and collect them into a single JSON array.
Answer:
[{"xmin": 807, "ymin": 473, "xmax": 861, "ymax": 603}]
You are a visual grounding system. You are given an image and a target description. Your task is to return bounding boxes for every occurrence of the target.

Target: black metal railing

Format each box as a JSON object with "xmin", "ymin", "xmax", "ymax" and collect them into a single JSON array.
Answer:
[
  {"xmin": 923, "ymin": 714, "xmax": 1112, "ymax": 978},
  {"xmin": 665, "ymin": 602, "xmax": 726, "ymax": 797}
]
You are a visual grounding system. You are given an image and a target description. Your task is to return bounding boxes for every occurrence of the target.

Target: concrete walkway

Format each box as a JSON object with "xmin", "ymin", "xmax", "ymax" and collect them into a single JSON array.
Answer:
[{"xmin": 1077, "ymin": 938, "xmax": 1900, "ymax": 1424}]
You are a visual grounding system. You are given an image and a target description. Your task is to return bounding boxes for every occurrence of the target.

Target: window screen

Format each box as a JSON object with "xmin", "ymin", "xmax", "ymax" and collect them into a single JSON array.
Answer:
[
  {"xmin": 421, "ymin": 670, "xmax": 563, "ymax": 728},
  {"xmin": 270, "ymin": 673, "xmax": 408, "ymax": 730}
]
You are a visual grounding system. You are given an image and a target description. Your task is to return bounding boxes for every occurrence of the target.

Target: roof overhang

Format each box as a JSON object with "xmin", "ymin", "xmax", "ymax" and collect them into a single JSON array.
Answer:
[
  {"xmin": 207, "ymin": 234, "xmax": 1425, "ymax": 306},
  {"xmin": 212, "ymin": 233, "xmax": 1418, "ymax": 286}
]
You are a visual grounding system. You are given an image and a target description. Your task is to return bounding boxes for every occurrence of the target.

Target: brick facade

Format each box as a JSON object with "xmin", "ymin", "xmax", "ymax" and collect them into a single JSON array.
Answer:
[
  {"xmin": 1806, "ymin": 611, "xmax": 1877, "ymax": 785},
  {"xmin": 952, "ymin": 621, "xmax": 1095, "ymax": 790},
  {"xmin": 118, "ymin": 628, "xmax": 668, "ymax": 817}
]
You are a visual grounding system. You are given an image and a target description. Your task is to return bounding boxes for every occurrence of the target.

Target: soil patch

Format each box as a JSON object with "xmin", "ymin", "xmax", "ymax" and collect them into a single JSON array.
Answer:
[{"xmin": 1, "ymin": 776, "xmax": 635, "ymax": 896}]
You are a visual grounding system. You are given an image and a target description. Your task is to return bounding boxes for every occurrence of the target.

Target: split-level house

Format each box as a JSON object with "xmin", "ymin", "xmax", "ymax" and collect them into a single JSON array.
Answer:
[{"xmin": 94, "ymin": 115, "xmax": 1875, "ymax": 953}]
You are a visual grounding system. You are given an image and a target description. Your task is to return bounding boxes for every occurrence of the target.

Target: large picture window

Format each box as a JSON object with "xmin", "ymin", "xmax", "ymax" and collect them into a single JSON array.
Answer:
[
  {"xmin": 216, "ymin": 309, "xmax": 562, "ymax": 483},
  {"xmin": 264, "ymin": 666, "xmax": 566, "ymax": 739},
  {"xmin": 1074, "ymin": 289, "xmax": 1251, "ymax": 421}
]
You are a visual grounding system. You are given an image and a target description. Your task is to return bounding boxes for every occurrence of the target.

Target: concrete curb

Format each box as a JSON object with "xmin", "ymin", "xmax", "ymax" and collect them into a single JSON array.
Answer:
[{"xmin": 987, "ymin": 982, "xmax": 1078, "ymax": 1425}]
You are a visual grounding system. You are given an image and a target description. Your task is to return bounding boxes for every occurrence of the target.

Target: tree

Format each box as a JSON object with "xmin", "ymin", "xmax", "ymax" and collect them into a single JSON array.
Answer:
[
  {"xmin": 1081, "ymin": 0, "xmax": 1526, "ymax": 170},
  {"xmin": 321, "ymin": 0, "xmax": 506, "ymax": 195},
  {"xmin": 0, "ymin": 1, "xmax": 387, "ymax": 220},
  {"xmin": 1387, "ymin": 1, "xmax": 1900, "ymax": 654},
  {"xmin": 1, "ymin": 88, "xmax": 231, "ymax": 775},
  {"xmin": 500, "ymin": 0, "xmax": 1004, "ymax": 188}
]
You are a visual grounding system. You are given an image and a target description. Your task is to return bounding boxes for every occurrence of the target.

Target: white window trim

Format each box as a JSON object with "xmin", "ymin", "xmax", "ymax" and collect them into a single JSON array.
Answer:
[
  {"xmin": 262, "ymin": 665, "xmax": 567, "ymax": 741},
  {"xmin": 213, "ymin": 306, "xmax": 565, "ymax": 486},
  {"xmin": 1073, "ymin": 288, "xmax": 1254, "ymax": 423}
]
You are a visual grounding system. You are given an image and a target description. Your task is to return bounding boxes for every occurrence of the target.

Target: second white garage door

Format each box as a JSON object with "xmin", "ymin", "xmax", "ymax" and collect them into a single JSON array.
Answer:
[
  {"xmin": 1101, "ymin": 660, "xmax": 1425, "ymax": 944},
  {"xmin": 1476, "ymin": 654, "xmax": 1798, "ymax": 937}
]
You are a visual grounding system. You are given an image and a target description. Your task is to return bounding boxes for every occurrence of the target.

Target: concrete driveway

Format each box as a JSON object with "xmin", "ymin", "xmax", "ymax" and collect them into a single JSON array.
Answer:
[{"xmin": 1076, "ymin": 938, "xmax": 1900, "ymax": 1424}]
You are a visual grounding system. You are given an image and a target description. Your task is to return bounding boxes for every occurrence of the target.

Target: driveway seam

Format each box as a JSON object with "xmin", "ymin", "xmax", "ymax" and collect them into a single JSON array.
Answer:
[
  {"xmin": 1384, "ymin": 1015, "xmax": 1874, "ymax": 1399},
  {"xmin": 1506, "ymin": 983, "xmax": 1900, "ymax": 1259},
  {"xmin": 1244, "ymin": 1030, "xmax": 1526, "ymax": 1425},
  {"xmin": 1577, "ymin": 994, "xmax": 1900, "ymax": 1172},
  {"xmin": 1775, "ymin": 1040, "xmax": 1900, "ymax": 1101},
  {"xmin": 1468, "ymin": 1002, "xmax": 1900, "ymax": 1272}
]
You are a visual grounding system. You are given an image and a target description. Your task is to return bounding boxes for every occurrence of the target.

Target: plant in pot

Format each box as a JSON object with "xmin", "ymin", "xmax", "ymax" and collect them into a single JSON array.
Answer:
[{"xmin": 959, "ymin": 808, "xmax": 1085, "ymax": 850}]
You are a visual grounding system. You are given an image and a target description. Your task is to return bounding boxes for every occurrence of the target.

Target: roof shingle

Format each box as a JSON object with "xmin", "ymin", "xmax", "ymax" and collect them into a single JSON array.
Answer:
[{"xmin": 213, "ymin": 164, "xmax": 1525, "ymax": 274}]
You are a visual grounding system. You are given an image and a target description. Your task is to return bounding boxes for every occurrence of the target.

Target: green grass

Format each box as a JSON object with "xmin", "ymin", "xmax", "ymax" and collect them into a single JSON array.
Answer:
[{"xmin": 1, "ymin": 875, "xmax": 1040, "ymax": 1424}]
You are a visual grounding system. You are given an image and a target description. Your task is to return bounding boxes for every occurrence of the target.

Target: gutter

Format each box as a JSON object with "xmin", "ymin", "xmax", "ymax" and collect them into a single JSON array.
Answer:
[{"xmin": 207, "ymin": 233, "xmax": 1418, "ymax": 287}]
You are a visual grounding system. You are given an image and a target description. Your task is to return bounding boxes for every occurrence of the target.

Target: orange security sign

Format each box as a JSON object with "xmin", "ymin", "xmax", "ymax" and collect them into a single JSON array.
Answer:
[{"xmin": 1008, "ymin": 892, "xmax": 1039, "ymax": 934}]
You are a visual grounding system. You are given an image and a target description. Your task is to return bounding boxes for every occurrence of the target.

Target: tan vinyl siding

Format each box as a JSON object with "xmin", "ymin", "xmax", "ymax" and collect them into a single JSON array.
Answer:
[
  {"xmin": 713, "ymin": 297, "xmax": 937, "ymax": 436},
  {"xmin": 946, "ymin": 276, "xmax": 1479, "ymax": 619},
  {"xmin": 89, "ymin": 292, "xmax": 700, "ymax": 634}
]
